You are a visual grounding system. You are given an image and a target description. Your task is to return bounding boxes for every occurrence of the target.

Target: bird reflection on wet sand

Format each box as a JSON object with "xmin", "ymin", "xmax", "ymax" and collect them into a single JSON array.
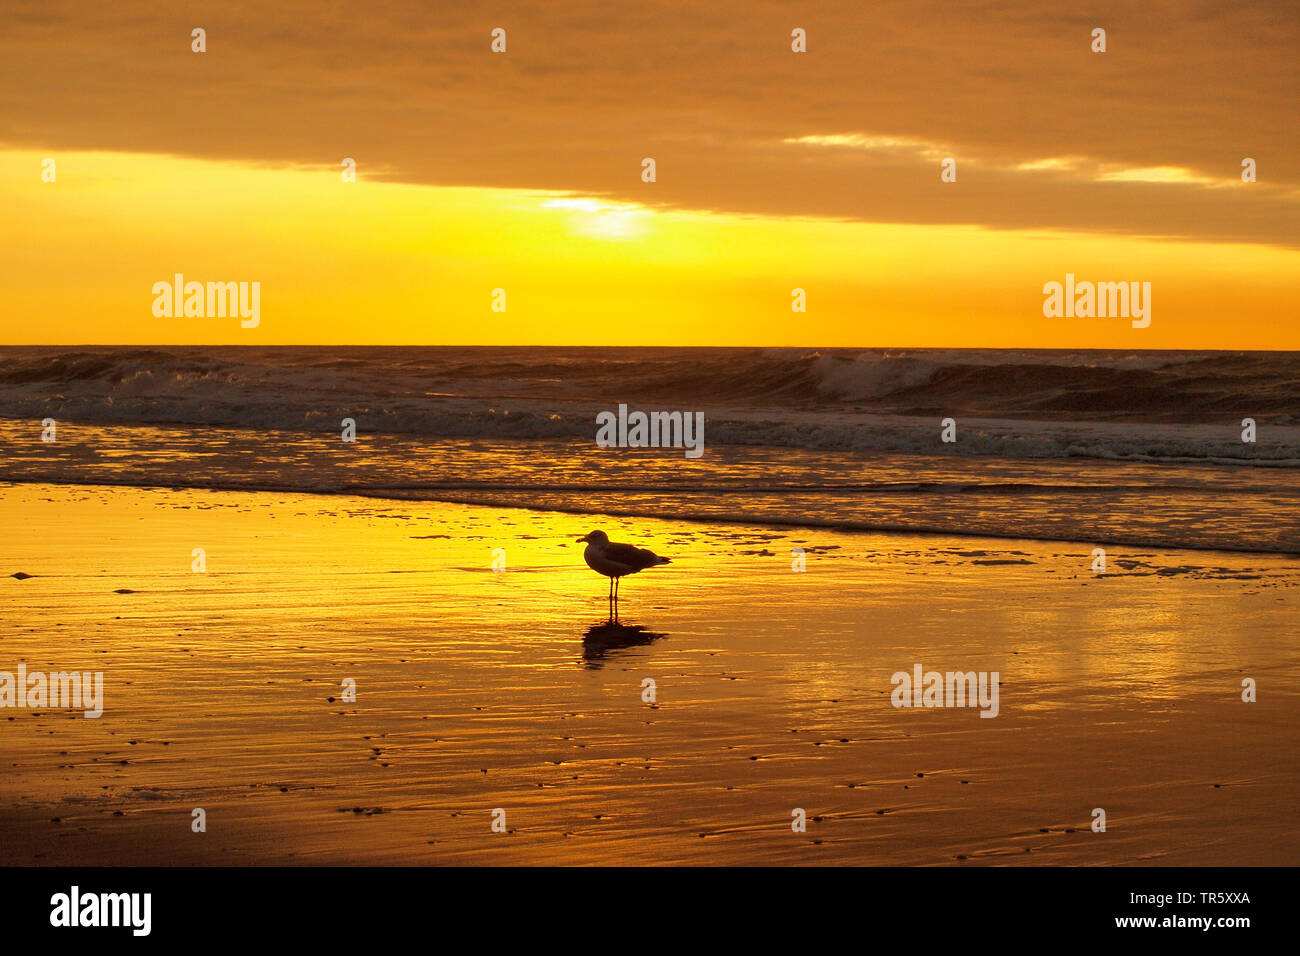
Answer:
[{"xmin": 582, "ymin": 620, "xmax": 667, "ymax": 668}]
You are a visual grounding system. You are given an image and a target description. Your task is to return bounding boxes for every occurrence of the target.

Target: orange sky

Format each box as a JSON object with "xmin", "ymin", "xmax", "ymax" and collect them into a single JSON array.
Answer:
[{"xmin": 2, "ymin": 0, "xmax": 1297, "ymax": 347}]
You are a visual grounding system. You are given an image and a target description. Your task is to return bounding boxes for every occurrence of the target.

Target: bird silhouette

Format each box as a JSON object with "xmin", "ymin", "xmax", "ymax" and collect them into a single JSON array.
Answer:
[{"xmin": 577, "ymin": 530, "xmax": 670, "ymax": 616}]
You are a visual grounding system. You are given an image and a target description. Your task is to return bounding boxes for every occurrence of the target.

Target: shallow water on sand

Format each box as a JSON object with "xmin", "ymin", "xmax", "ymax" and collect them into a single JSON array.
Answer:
[
  {"xmin": 2, "ymin": 483, "xmax": 1297, "ymax": 864},
  {"xmin": 3, "ymin": 419, "xmax": 1298, "ymax": 553}
]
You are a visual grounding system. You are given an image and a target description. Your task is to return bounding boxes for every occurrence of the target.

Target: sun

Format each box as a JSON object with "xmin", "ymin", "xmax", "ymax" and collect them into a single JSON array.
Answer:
[{"xmin": 540, "ymin": 196, "xmax": 652, "ymax": 240}]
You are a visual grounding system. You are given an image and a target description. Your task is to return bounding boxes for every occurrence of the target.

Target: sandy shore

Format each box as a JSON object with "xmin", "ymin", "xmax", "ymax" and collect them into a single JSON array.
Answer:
[{"xmin": 2, "ymin": 481, "xmax": 1297, "ymax": 865}]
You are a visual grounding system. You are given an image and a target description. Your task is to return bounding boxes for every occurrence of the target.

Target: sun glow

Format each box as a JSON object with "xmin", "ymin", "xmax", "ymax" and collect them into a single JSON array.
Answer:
[
  {"xmin": 2, "ymin": 148, "xmax": 1298, "ymax": 347},
  {"xmin": 540, "ymin": 197, "xmax": 652, "ymax": 241}
]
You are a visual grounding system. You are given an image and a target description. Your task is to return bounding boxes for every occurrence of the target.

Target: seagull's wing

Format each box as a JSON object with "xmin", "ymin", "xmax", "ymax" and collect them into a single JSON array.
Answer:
[{"xmin": 604, "ymin": 541, "xmax": 669, "ymax": 570}]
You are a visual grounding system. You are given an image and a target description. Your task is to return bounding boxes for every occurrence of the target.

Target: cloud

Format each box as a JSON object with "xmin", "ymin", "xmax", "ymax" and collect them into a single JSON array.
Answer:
[
  {"xmin": 782, "ymin": 133, "xmax": 950, "ymax": 161},
  {"xmin": 1, "ymin": 0, "xmax": 1295, "ymax": 245},
  {"xmin": 1094, "ymin": 165, "xmax": 1222, "ymax": 186}
]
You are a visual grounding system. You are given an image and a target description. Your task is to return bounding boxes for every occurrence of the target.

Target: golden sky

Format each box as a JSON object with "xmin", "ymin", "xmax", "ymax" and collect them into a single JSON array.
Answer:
[{"xmin": 2, "ymin": 0, "xmax": 1297, "ymax": 346}]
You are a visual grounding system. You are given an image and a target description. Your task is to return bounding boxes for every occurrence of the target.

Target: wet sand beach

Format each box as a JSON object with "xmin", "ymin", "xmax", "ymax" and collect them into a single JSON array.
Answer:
[{"xmin": 2, "ymin": 481, "xmax": 1297, "ymax": 865}]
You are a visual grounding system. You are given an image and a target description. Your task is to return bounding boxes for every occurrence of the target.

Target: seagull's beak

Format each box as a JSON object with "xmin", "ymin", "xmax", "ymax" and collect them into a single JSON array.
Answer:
[{"xmin": 576, "ymin": 535, "xmax": 588, "ymax": 542}]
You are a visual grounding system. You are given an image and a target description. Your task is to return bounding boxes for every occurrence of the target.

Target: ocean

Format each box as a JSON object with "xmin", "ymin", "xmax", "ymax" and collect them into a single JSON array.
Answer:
[{"xmin": 1, "ymin": 346, "xmax": 1297, "ymax": 553}]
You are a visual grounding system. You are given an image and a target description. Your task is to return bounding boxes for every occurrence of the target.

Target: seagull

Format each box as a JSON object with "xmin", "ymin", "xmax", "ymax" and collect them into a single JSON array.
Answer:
[{"xmin": 577, "ymin": 530, "xmax": 670, "ymax": 606}]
